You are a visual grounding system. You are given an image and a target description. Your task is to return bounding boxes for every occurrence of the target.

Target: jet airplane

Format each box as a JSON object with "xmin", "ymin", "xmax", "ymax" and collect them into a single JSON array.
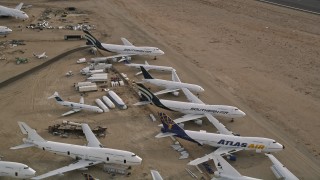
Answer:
[
  {"xmin": 0, "ymin": 26, "xmax": 12, "ymax": 36},
  {"xmin": 48, "ymin": 92, "xmax": 103, "ymax": 116},
  {"xmin": 125, "ymin": 61, "xmax": 174, "ymax": 76},
  {"xmin": 11, "ymin": 122, "xmax": 142, "ymax": 179},
  {"xmin": 0, "ymin": 3, "xmax": 29, "ymax": 19},
  {"xmin": 83, "ymin": 30, "xmax": 164, "ymax": 62},
  {"xmin": 0, "ymin": 160, "xmax": 35, "ymax": 179},
  {"xmin": 156, "ymin": 112, "xmax": 284, "ymax": 165},
  {"xmin": 140, "ymin": 66, "xmax": 204, "ymax": 96},
  {"xmin": 212, "ymin": 154, "xmax": 261, "ymax": 180},
  {"xmin": 33, "ymin": 52, "xmax": 48, "ymax": 59},
  {"xmin": 135, "ymin": 83, "xmax": 245, "ymax": 124},
  {"xmin": 265, "ymin": 154, "xmax": 299, "ymax": 180}
]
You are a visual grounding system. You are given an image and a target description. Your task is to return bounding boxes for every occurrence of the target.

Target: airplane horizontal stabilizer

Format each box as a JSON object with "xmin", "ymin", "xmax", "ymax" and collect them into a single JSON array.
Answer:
[
  {"xmin": 10, "ymin": 143, "xmax": 35, "ymax": 150},
  {"xmin": 155, "ymin": 132, "xmax": 176, "ymax": 138}
]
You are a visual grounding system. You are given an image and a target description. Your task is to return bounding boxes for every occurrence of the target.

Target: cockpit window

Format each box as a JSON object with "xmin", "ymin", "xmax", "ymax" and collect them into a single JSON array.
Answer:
[
  {"xmin": 24, "ymin": 166, "xmax": 29, "ymax": 169},
  {"xmin": 273, "ymin": 141, "xmax": 276, "ymax": 143},
  {"xmin": 235, "ymin": 109, "xmax": 238, "ymax": 111},
  {"xmin": 131, "ymin": 154, "xmax": 136, "ymax": 157}
]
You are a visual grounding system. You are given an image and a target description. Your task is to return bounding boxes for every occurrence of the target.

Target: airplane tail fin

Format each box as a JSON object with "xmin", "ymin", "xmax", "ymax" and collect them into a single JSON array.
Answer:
[
  {"xmin": 11, "ymin": 122, "xmax": 45, "ymax": 149},
  {"xmin": 140, "ymin": 66, "xmax": 154, "ymax": 79},
  {"xmin": 158, "ymin": 112, "xmax": 184, "ymax": 133},
  {"xmin": 83, "ymin": 30, "xmax": 109, "ymax": 52},
  {"xmin": 15, "ymin": 3, "xmax": 23, "ymax": 10},
  {"xmin": 48, "ymin": 92, "xmax": 63, "ymax": 102},
  {"xmin": 136, "ymin": 83, "xmax": 172, "ymax": 111}
]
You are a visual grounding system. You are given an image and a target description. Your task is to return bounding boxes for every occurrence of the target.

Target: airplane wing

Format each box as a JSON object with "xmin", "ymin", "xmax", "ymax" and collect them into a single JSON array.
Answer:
[
  {"xmin": 82, "ymin": 123, "xmax": 103, "ymax": 148},
  {"xmin": 154, "ymin": 88, "xmax": 180, "ymax": 96},
  {"xmin": 31, "ymin": 160, "xmax": 102, "ymax": 180},
  {"xmin": 181, "ymin": 88, "xmax": 204, "ymax": 104},
  {"xmin": 265, "ymin": 154, "xmax": 299, "ymax": 180},
  {"xmin": 188, "ymin": 147, "xmax": 243, "ymax": 166},
  {"xmin": 121, "ymin": 38, "xmax": 134, "ymax": 46},
  {"xmin": 204, "ymin": 114, "xmax": 235, "ymax": 135},
  {"xmin": 173, "ymin": 114, "xmax": 205, "ymax": 124},
  {"xmin": 15, "ymin": 3, "xmax": 23, "ymax": 10},
  {"xmin": 62, "ymin": 109, "xmax": 81, "ymax": 116},
  {"xmin": 213, "ymin": 155, "xmax": 242, "ymax": 177}
]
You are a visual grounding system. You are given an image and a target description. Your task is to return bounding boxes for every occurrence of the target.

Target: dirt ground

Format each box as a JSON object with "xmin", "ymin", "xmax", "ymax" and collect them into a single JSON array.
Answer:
[{"xmin": 0, "ymin": 0, "xmax": 319, "ymax": 179}]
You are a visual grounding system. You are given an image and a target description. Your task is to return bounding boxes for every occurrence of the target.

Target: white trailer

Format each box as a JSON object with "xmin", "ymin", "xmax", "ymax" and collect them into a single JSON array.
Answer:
[
  {"xmin": 85, "ymin": 69, "xmax": 104, "ymax": 76},
  {"xmin": 102, "ymin": 96, "xmax": 115, "ymax": 109},
  {"xmin": 107, "ymin": 90, "xmax": 127, "ymax": 110},
  {"xmin": 95, "ymin": 99, "xmax": 109, "ymax": 112}
]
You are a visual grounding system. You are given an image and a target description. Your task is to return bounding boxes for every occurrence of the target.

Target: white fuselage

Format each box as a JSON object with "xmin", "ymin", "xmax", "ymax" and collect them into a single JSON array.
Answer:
[
  {"xmin": 101, "ymin": 43, "xmax": 164, "ymax": 57},
  {"xmin": 0, "ymin": 26, "xmax": 12, "ymax": 35},
  {"xmin": 58, "ymin": 101, "xmax": 103, "ymax": 113},
  {"xmin": 0, "ymin": 5, "xmax": 28, "ymax": 19},
  {"xmin": 24, "ymin": 139, "xmax": 142, "ymax": 166},
  {"xmin": 184, "ymin": 130, "xmax": 284, "ymax": 153},
  {"xmin": 143, "ymin": 79, "xmax": 204, "ymax": 93},
  {"xmin": 161, "ymin": 100, "xmax": 245, "ymax": 118},
  {"xmin": 0, "ymin": 161, "xmax": 35, "ymax": 179}
]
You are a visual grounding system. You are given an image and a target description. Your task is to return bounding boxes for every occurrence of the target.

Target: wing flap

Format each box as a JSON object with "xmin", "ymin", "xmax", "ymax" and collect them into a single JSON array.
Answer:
[{"xmin": 31, "ymin": 160, "xmax": 102, "ymax": 180}]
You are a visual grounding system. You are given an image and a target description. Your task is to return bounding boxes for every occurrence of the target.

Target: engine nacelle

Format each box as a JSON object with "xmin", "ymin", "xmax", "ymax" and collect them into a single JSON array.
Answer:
[
  {"xmin": 226, "ymin": 154, "xmax": 237, "ymax": 161},
  {"xmin": 112, "ymin": 57, "xmax": 117, "ymax": 62},
  {"xmin": 172, "ymin": 91, "xmax": 179, "ymax": 96},
  {"xmin": 194, "ymin": 119, "xmax": 202, "ymax": 126},
  {"xmin": 126, "ymin": 56, "xmax": 132, "ymax": 61}
]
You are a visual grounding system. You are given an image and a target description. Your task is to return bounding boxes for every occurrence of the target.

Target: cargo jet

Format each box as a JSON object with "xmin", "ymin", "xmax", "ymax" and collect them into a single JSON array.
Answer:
[
  {"xmin": 212, "ymin": 154, "xmax": 261, "ymax": 180},
  {"xmin": 140, "ymin": 66, "xmax": 204, "ymax": 96},
  {"xmin": 0, "ymin": 160, "xmax": 35, "ymax": 179},
  {"xmin": 135, "ymin": 83, "xmax": 245, "ymax": 124},
  {"xmin": 0, "ymin": 26, "xmax": 12, "ymax": 36},
  {"xmin": 125, "ymin": 61, "xmax": 174, "ymax": 76},
  {"xmin": 11, "ymin": 122, "xmax": 142, "ymax": 179},
  {"xmin": 265, "ymin": 154, "xmax": 299, "ymax": 180},
  {"xmin": 83, "ymin": 30, "xmax": 164, "ymax": 62},
  {"xmin": 48, "ymin": 92, "xmax": 103, "ymax": 116},
  {"xmin": 156, "ymin": 112, "xmax": 284, "ymax": 165},
  {"xmin": 0, "ymin": 3, "xmax": 29, "ymax": 19}
]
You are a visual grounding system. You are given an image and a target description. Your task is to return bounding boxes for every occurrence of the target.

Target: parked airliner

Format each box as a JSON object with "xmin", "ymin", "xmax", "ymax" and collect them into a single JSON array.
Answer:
[
  {"xmin": 83, "ymin": 30, "xmax": 164, "ymax": 61},
  {"xmin": 11, "ymin": 122, "xmax": 142, "ymax": 179},
  {"xmin": 212, "ymin": 154, "xmax": 261, "ymax": 180},
  {"xmin": 140, "ymin": 66, "xmax": 204, "ymax": 96},
  {"xmin": 0, "ymin": 3, "xmax": 28, "ymax": 19},
  {"xmin": 0, "ymin": 161, "xmax": 35, "ymax": 179},
  {"xmin": 156, "ymin": 112, "xmax": 284, "ymax": 165},
  {"xmin": 135, "ymin": 83, "xmax": 245, "ymax": 123},
  {"xmin": 265, "ymin": 154, "xmax": 299, "ymax": 180},
  {"xmin": 48, "ymin": 92, "xmax": 103, "ymax": 116}
]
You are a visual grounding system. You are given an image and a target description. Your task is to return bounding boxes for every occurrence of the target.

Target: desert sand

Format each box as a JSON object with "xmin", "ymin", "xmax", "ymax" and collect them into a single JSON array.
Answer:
[{"xmin": 0, "ymin": 0, "xmax": 319, "ymax": 179}]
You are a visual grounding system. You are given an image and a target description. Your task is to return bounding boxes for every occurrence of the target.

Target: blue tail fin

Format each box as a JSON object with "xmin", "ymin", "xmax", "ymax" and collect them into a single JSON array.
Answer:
[
  {"xmin": 83, "ymin": 30, "xmax": 111, "ymax": 52},
  {"xmin": 136, "ymin": 83, "xmax": 172, "ymax": 111},
  {"xmin": 158, "ymin": 112, "xmax": 201, "ymax": 145},
  {"xmin": 140, "ymin": 66, "xmax": 154, "ymax": 79}
]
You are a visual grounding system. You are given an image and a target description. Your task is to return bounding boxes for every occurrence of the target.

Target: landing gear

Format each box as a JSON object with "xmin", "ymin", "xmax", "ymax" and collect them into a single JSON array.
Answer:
[
  {"xmin": 153, "ymin": 56, "xmax": 157, "ymax": 60},
  {"xmin": 231, "ymin": 118, "xmax": 234, "ymax": 122}
]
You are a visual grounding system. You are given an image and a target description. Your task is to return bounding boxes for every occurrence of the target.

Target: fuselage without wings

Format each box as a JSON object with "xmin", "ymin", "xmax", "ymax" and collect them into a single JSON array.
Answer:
[
  {"xmin": 143, "ymin": 79, "xmax": 204, "ymax": 93},
  {"xmin": 101, "ymin": 43, "xmax": 164, "ymax": 56},
  {"xmin": 182, "ymin": 130, "xmax": 284, "ymax": 153},
  {"xmin": 24, "ymin": 140, "xmax": 142, "ymax": 166},
  {"xmin": 160, "ymin": 99, "xmax": 245, "ymax": 118},
  {"xmin": 0, "ymin": 161, "xmax": 35, "ymax": 179}
]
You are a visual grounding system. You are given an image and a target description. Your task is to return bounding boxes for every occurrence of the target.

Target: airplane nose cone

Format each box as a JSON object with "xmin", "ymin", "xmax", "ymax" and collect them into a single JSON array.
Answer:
[
  {"xmin": 137, "ymin": 156, "xmax": 143, "ymax": 164},
  {"xmin": 160, "ymin": 50, "xmax": 165, "ymax": 55}
]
